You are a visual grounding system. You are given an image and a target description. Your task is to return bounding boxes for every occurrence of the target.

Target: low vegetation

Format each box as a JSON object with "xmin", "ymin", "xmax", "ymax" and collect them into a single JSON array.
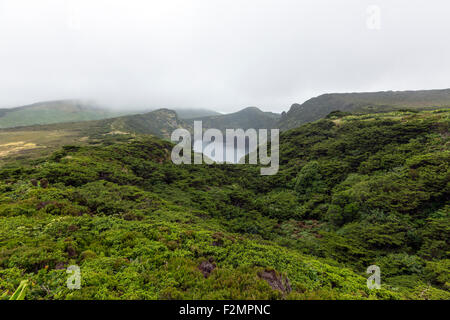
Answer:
[{"xmin": 0, "ymin": 109, "xmax": 448, "ymax": 300}]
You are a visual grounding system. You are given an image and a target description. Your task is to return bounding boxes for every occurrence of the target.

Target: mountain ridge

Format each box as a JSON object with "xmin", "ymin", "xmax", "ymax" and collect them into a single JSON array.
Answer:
[
  {"xmin": 0, "ymin": 100, "xmax": 223, "ymax": 129},
  {"xmin": 279, "ymin": 88, "xmax": 450, "ymax": 130},
  {"xmin": 189, "ymin": 106, "xmax": 281, "ymax": 131}
]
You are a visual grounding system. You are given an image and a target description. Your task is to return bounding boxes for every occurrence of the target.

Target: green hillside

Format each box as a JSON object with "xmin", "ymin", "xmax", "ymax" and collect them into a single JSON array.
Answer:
[
  {"xmin": 0, "ymin": 100, "xmax": 132, "ymax": 129},
  {"xmin": 0, "ymin": 109, "xmax": 448, "ymax": 300},
  {"xmin": 279, "ymin": 88, "xmax": 450, "ymax": 130},
  {"xmin": 102, "ymin": 109, "xmax": 189, "ymax": 138},
  {"xmin": 0, "ymin": 108, "xmax": 191, "ymax": 164}
]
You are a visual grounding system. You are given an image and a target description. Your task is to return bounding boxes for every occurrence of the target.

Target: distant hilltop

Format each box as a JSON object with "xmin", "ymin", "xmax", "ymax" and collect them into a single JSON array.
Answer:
[
  {"xmin": 279, "ymin": 88, "xmax": 450, "ymax": 130},
  {"xmin": 1, "ymin": 88, "xmax": 450, "ymax": 163},
  {"xmin": 0, "ymin": 100, "xmax": 222, "ymax": 129},
  {"xmin": 0, "ymin": 100, "xmax": 128, "ymax": 129},
  {"xmin": 1, "ymin": 88, "xmax": 450, "ymax": 133}
]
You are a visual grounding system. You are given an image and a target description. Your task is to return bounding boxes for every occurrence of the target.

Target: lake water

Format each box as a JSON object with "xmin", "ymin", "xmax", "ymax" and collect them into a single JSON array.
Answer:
[{"xmin": 193, "ymin": 139, "xmax": 251, "ymax": 163}]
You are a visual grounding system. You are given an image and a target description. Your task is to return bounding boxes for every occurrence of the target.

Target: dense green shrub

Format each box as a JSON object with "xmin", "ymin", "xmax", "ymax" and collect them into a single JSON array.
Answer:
[{"xmin": 0, "ymin": 110, "xmax": 448, "ymax": 299}]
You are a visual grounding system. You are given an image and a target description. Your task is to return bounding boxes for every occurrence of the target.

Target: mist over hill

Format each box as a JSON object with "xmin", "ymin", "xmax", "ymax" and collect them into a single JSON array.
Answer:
[
  {"xmin": 0, "ymin": 100, "xmax": 133, "ymax": 129},
  {"xmin": 174, "ymin": 109, "xmax": 222, "ymax": 119},
  {"xmin": 3, "ymin": 88, "xmax": 450, "ymax": 135},
  {"xmin": 1, "ymin": 0, "xmax": 450, "ymax": 304},
  {"xmin": 3, "ymin": 88, "xmax": 450, "ymax": 164},
  {"xmin": 0, "ymin": 100, "xmax": 225, "ymax": 130}
]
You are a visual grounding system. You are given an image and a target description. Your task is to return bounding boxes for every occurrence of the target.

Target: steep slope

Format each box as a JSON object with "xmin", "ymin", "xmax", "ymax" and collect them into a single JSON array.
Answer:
[
  {"xmin": 0, "ymin": 100, "xmax": 132, "ymax": 129},
  {"xmin": 103, "ymin": 109, "xmax": 189, "ymax": 138},
  {"xmin": 279, "ymin": 88, "xmax": 450, "ymax": 130}
]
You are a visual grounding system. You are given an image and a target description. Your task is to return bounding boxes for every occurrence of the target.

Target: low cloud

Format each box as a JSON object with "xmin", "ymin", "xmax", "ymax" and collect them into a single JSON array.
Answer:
[{"xmin": 0, "ymin": 0, "xmax": 449, "ymax": 112}]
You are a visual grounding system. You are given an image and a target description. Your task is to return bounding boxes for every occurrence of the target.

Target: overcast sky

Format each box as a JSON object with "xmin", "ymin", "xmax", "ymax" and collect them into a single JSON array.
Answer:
[{"xmin": 0, "ymin": 0, "xmax": 449, "ymax": 112}]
